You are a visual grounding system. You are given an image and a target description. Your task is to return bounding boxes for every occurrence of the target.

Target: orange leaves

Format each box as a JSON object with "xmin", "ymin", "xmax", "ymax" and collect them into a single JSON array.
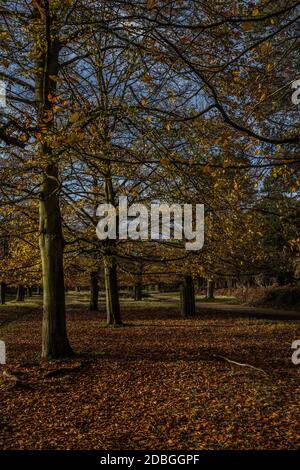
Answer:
[
  {"xmin": 242, "ymin": 22, "xmax": 253, "ymax": 31},
  {"xmin": 141, "ymin": 73, "xmax": 152, "ymax": 84},
  {"xmin": 140, "ymin": 97, "xmax": 148, "ymax": 107},
  {"xmin": 180, "ymin": 36, "xmax": 190, "ymax": 45},
  {"xmin": 1, "ymin": 303, "xmax": 300, "ymax": 450},
  {"xmin": 146, "ymin": 0, "xmax": 157, "ymax": 10},
  {"xmin": 20, "ymin": 134, "xmax": 29, "ymax": 142}
]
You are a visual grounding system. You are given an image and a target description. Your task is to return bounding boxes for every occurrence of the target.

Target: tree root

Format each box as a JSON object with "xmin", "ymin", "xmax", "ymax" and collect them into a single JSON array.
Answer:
[
  {"xmin": 43, "ymin": 362, "xmax": 83, "ymax": 378},
  {"xmin": 2, "ymin": 370, "xmax": 31, "ymax": 389}
]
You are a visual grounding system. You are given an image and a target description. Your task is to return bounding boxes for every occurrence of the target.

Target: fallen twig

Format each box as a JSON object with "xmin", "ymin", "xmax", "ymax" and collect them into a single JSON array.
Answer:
[{"xmin": 212, "ymin": 354, "xmax": 270, "ymax": 376}]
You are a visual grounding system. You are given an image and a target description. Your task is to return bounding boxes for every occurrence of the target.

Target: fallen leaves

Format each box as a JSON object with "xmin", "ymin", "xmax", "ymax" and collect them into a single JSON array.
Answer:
[{"xmin": 0, "ymin": 305, "xmax": 299, "ymax": 449}]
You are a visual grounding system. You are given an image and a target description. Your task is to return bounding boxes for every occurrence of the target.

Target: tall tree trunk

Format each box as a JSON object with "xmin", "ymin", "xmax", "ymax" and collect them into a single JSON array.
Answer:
[
  {"xmin": 16, "ymin": 284, "xmax": 24, "ymax": 302},
  {"xmin": 34, "ymin": 3, "xmax": 72, "ymax": 359},
  {"xmin": 39, "ymin": 163, "xmax": 73, "ymax": 358},
  {"xmin": 0, "ymin": 282, "xmax": 6, "ymax": 305},
  {"xmin": 206, "ymin": 279, "xmax": 215, "ymax": 299},
  {"xmin": 104, "ymin": 257, "xmax": 122, "ymax": 326},
  {"xmin": 180, "ymin": 275, "xmax": 196, "ymax": 316},
  {"xmin": 27, "ymin": 286, "xmax": 32, "ymax": 297},
  {"xmin": 89, "ymin": 271, "xmax": 99, "ymax": 311}
]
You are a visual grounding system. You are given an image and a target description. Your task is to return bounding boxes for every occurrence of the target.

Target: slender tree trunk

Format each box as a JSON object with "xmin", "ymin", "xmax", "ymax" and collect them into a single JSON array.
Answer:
[
  {"xmin": 104, "ymin": 257, "xmax": 122, "ymax": 326},
  {"xmin": 89, "ymin": 271, "xmax": 99, "ymax": 311},
  {"xmin": 0, "ymin": 282, "xmax": 6, "ymax": 305},
  {"xmin": 27, "ymin": 286, "xmax": 32, "ymax": 297},
  {"xmin": 180, "ymin": 275, "xmax": 196, "ymax": 316},
  {"xmin": 134, "ymin": 260, "xmax": 143, "ymax": 300},
  {"xmin": 103, "ymin": 175, "xmax": 122, "ymax": 325},
  {"xmin": 16, "ymin": 284, "xmax": 24, "ymax": 302},
  {"xmin": 206, "ymin": 279, "xmax": 215, "ymax": 299},
  {"xmin": 134, "ymin": 283, "xmax": 142, "ymax": 301}
]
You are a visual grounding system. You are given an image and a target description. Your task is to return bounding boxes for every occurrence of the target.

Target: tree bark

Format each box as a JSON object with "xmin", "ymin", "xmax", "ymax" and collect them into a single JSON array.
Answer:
[
  {"xmin": 16, "ymin": 284, "xmax": 24, "ymax": 302},
  {"xmin": 134, "ymin": 283, "xmax": 142, "ymax": 301},
  {"xmin": 39, "ymin": 162, "xmax": 73, "ymax": 358},
  {"xmin": 180, "ymin": 275, "xmax": 196, "ymax": 316},
  {"xmin": 34, "ymin": 3, "xmax": 72, "ymax": 359},
  {"xmin": 104, "ymin": 257, "xmax": 122, "ymax": 326},
  {"xmin": 206, "ymin": 279, "xmax": 215, "ymax": 299},
  {"xmin": 27, "ymin": 286, "xmax": 32, "ymax": 297},
  {"xmin": 89, "ymin": 271, "xmax": 99, "ymax": 311},
  {"xmin": 0, "ymin": 282, "xmax": 6, "ymax": 305},
  {"xmin": 103, "ymin": 175, "xmax": 122, "ymax": 325}
]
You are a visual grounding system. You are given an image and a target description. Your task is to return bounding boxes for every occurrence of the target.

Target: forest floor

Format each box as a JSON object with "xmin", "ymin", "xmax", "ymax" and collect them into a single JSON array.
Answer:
[{"xmin": 0, "ymin": 293, "xmax": 300, "ymax": 450}]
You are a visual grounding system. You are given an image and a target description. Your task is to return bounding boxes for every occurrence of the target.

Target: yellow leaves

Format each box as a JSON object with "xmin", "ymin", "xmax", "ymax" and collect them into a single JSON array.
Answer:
[
  {"xmin": 70, "ymin": 112, "xmax": 80, "ymax": 123},
  {"xmin": 49, "ymin": 75, "xmax": 58, "ymax": 82},
  {"xmin": 20, "ymin": 134, "xmax": 29, "ymax": 142},
  {"xmin": 65, "ymin": 0, "xmax": 72, "ymax": 5},
  {"xmin": 201, "ymin": 164, "xmax": 213, "ymax": 175},
  {"xmin": 0, "ymin": 31, "xmax": 9, "ymax": 39},
  {"xmin": 67, "ymin": 133, "xmax": 78, "ymax": 145},
  {"xmin": 289, "ymin": 237, "xmax": 300, "ymax": 247},
  {"xmin": 266, "ymin": 63, "xmax": 272, "ymax": 72},
  {"xmin": 1, "ymin": 58, "xmax": 9, "ymax": 68},
  {"xmin": 90, "ymin": 123, "xmax": 99, "ymax": 138},
  {"xmin": 252, "ymin": 8, "xmax": 259, "ymax": 17},
  {"xmin": 165, "ymin": 122, "xmax": 171, "ymax": 131},
  {"xmin": 260, "ymin": 42, "xmax": 270, "ymax": 55},
  {"xmin": 232, "ymin": 70, "xmax": 242, "ymax": 83},
  {"xmin": 259, "ymin": 93, "xmax": 266, "ymax": 102},
  {"xmin": 140, "ymin": 97, "xmax": 148, "ymax": 107}
]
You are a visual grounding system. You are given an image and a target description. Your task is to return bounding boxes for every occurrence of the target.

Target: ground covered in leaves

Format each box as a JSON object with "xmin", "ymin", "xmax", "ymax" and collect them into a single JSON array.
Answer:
[{"xmin": 0, "ymin": 300, "xmax": 300, "ymax": 450}]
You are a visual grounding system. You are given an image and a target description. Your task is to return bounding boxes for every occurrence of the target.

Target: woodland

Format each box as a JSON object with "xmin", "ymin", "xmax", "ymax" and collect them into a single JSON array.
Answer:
[{"xmin": 0, "ymin": 0, "xmax": 300, "ymax": 451}]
